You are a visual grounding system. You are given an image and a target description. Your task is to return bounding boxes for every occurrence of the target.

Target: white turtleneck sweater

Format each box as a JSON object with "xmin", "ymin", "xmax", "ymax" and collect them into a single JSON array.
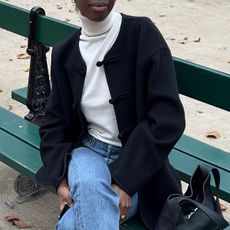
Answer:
[{"xmin": 79, "ymin": 10, "xmax": 122, "ymax": 147}]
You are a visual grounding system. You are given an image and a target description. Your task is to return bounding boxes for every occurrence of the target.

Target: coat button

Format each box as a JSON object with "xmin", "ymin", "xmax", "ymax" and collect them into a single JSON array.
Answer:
[
  {"xmin": 96, "ymin": 61, "xmax": 103, "ymax": 67},
  {"xmin": 109, "ymin": 98, "xmax": 115, "ymax": 104}
]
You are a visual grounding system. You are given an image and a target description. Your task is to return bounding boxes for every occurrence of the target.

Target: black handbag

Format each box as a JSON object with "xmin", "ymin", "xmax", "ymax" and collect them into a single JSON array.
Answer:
[{"xmin": 155, "ymin": 164, "xmax": 229, "ymax": 230}]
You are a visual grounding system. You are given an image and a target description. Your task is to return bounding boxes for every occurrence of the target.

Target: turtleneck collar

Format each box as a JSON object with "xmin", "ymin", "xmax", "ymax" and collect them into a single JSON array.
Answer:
[{"xmin": 78, "ymin": 10, "xmax": 118, "ymax": 37}]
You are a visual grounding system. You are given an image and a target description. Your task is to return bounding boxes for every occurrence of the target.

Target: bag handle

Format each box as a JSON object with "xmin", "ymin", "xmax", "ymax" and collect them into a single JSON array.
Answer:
[
  {"xmin": 199, "ymin": 164, "xmax": 221, "ymax": 207},
  {"xmin": 186, "ymin": 164, "xmax": 221, "ymax": 203},
  {"xmin": 178, "ymin": 197, "xmax": 229, "ymax": 229},
  {"xmin": 199, "ymin": 164, "xmax": 220, "ymax": 194}
]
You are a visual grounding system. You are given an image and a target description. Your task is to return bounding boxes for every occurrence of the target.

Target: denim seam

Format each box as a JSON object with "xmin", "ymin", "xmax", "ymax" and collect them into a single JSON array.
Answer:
[{"xmin": 71, "ymin": 161, "xmax": 85, "ymax": 230}]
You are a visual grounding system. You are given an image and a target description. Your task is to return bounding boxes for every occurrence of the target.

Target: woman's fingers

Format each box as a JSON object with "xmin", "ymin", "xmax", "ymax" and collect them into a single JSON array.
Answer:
[
  {"xmin": 112, "ymin": 184, "xmax": 131, "ymax": 219},
  {"xmin": 120, "ymin": 195, "xmax": 131, "ymax": 218},
  {"xmin": 58, "ymin": 187, "xmax": 73, "ymax": 210},
  {"xmin": 57, "ymin": 178, "xmax": 73, "ymax": 210}
]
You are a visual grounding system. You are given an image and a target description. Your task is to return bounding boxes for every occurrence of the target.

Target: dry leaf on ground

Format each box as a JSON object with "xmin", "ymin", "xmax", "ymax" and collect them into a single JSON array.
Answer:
[
  {"xmin": 7, "ymin": 105, "xmax": 13, "ymax": 111},
  {"xmin": 220, "ymin": 203, "xmax": 227, "ymax": 212},
  {"xmin": 206, "ymin": 131, "xmax": 221, "ymax": 139},
  {"xmin": 178, "ymin": 40, "xmax": 187, "ymax": 44},
  {"xmin": 23, "ymin": 67, "xmax": 30, "ymax": 72},
  {"xmin": 17, "ymin": 53, "xmax": 30, "ymax": 59},
  {"xmin": 193, "ymin": 37, "xmax": 201, "ymax": 42},
  {"xmin": 57, "ymin": 5, "xmax": 62, "ymax": 9},
  {"xmin": 178, "ymin": 37, "xmax": 188, "ymax": 44},
  {"xmin": 5, "ymin": 215, "xmax": 30, "ymax": 229},
  {"xmin": 166, "ymin": 37, "xmax": 176, "ymax": 41}
]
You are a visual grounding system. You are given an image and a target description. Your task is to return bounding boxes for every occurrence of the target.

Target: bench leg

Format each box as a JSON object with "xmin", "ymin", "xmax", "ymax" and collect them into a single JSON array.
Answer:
[{"xmin": 4, "ymin": 175, "xmax": 48, "ymax": 209}]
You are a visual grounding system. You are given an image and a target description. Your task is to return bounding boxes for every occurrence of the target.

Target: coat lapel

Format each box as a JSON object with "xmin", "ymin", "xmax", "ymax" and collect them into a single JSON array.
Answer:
[{"xmin": 65, "ymin": 31, "xmax": 87, "ymax": 108}]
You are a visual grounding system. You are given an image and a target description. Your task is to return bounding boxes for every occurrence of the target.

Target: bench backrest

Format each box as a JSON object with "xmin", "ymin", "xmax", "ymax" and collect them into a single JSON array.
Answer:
[{"xmin": 1, "ymin": 1, "xmax": 230, "ymax": 111}]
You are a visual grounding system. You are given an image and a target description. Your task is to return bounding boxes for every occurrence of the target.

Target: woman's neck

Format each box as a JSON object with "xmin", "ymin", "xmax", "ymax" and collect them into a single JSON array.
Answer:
[{"xmin": 78, "ymin": 10, "xmax": 116, "ymax": 37}]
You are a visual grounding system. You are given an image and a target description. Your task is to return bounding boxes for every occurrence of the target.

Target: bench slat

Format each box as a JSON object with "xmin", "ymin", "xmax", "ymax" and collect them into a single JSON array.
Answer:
[
  {"xmin": 0, "ymin": 1, "xmax": 78, "ymax": 46},
  {"xmin": 174, "ymin": 58, "xmax": 230, "ymax": 111},
  {"xmin": 0, "ymin": 129, "xmax": 41, "ymax": 179},
  {"xmin": 11, "ymin": 87, "xmax": 27, "ymax": 105},
  {"xmin": 0, "ymin": 107, "xmax": 40, "ymax": 148},
  {"xmin": 176, "ymin": 135, "xmax": 230, "ymax": 173}
]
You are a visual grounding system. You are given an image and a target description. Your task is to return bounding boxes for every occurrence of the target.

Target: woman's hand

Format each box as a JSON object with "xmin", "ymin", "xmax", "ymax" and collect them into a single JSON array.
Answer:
[
  {"xmin": 112, "ymin": 183, "xmax": 131, "ymax": 220},
  {"xmin": 57, "ymin": 178, "xmax": 73, "ymax": 210}
]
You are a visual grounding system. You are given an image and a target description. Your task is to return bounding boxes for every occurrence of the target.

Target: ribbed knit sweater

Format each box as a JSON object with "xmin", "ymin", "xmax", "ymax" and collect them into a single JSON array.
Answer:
[{"xmin": 79, "ymin": 10, "xmax": 122, "ymax": 146}]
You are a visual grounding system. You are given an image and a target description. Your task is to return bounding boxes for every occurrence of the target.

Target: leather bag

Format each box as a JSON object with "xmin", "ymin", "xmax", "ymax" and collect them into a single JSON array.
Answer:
[{"xmin": 155, "ymin": 164, "xmax": 229, "ymax": 230}]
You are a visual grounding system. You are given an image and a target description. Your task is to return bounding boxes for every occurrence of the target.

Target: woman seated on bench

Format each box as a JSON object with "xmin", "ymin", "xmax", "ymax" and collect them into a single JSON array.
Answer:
[{"xmin": 35, "ymin": 0, "xmax": 185, "ymax": 229}]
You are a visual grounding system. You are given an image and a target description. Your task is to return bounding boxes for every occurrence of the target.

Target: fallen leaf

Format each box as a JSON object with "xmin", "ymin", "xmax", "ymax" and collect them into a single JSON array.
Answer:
[
  {"xmin": 23, "ymin": 67, "xmax": 30, "ymax": 72},
  {"xmin": 166, "ymin": 37, "xmax": 176, "ymax": 41},
  {"xmin": 20, "ymin": 45, "xmax": 26, "ymax": 48},
  {"xmin": 228, "ymin": 60, "xmax": 230, "ymax": 64},
  {"xmin": 0, "ymin": 89, "xmax": 3, "ymax": 92},
  {"xmin": 57, "ymin": 5, "xmax": 62, "ymax": 9},
  {"xmin": 193, "ymin": 37, "xmax": 201, "ymax": 43},
  {"xmin": 220, "ymin": 204, "xmax": 227, "ymax": 212},
  {"xmin": 65, "ymin": 18, "xmax": 71, "ymax": 22},
  {"xmin": 159, "ymin": 14, "xmax": 166, "ymax": 17},
  {"xmin": 7, "ymin": 105, "xmax": 13, "ymax": 111},
  {"xmin": 178, "ymin": 40, "xmax": 187, "ymax": 45},
  {"xmin": 17, "ymin": 53, "xmax": 30, "ymax": 59},
  {"xmin": 178, "ymin": 37, "xmax": 188, "ymax": 44},
  {"xmin": 219, "ymin": 47, "xmax": 227, "ymax": 51},
  {"xmin": 206, "ymin": 131, "xmax": 221, "ymax": 139},
  {"xmin": 9, "ymin": 59, "xmax": 13, "ymax": 61},
  {"xmin": 5, "ymin": 215, "xmax": 30, "ymax": 228}
]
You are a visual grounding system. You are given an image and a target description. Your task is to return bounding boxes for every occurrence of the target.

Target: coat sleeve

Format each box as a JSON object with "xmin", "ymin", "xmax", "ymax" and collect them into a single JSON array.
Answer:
[
  {"xmin": 35, "ymin": 50, "xmax": 73, "ymax": 189},
  {"xmin": 108, "ymin": 47, "xmax": 185, "ymax": 196}
]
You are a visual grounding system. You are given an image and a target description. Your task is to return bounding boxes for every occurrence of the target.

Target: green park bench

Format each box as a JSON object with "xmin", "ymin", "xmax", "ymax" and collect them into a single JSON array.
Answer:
[{"xmin": 1, "ymin": 2, "xmax": 230, "ymax": 229}]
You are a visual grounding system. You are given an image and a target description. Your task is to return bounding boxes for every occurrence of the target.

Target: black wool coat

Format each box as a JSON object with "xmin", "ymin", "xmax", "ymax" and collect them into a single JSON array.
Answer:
[{"xmin": 36, "ymin": 14, "xmax": 185, "ymax": 229}]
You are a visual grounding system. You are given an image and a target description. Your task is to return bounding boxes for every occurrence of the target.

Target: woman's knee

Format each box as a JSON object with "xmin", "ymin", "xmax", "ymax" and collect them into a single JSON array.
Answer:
[
  {"xmin": 71, "ymin": 167, "xmax": 111, "ymax": 194},
  {"xmin": 68, "ymin": 149, "xmax": 113, "ymax": 198}
]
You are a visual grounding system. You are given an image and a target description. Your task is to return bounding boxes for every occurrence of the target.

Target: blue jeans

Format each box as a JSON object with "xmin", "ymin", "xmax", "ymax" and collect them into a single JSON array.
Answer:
[{"xmin": 56, "ymin": 134, "xmax": 138, "ymax": 230}]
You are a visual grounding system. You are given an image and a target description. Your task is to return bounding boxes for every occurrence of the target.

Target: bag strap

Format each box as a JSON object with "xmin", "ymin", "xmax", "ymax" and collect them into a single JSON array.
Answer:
[
  {"xmin": 199, "ymin": 164, "xmax": 221, "ymax": 206},
  {"xmin": 186, "ymin": 164, "xmax": 221, "ymax": 203},
  {"xmin": 199, "ymin": 164, "xmax": 220, "ymax": 193},
  {"xmin": 178, "ymin": 197, "xmax": 229, "ymax": 229}
]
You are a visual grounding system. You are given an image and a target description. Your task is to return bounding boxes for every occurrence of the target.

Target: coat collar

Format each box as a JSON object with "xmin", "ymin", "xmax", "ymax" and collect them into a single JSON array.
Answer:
[{"xmin": 66, "ymin": 17, "xmax": 127, "ymax": 107}]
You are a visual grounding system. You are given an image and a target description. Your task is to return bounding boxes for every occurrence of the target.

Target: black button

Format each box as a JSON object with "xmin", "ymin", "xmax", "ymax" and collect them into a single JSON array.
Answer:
[
  {"xmin": 109, "ymin": 98, "xmax": 115, "ymax": 104},
  {"xmin": 96, "ymin": 61, "xmax": 103, "ymax": 67}
]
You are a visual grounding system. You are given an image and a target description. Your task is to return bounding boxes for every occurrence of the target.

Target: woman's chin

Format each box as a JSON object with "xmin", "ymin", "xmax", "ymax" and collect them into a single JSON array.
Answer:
[{"xmin": 88, "ymin": 6, "xmax": 110, "ymax": 21}]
